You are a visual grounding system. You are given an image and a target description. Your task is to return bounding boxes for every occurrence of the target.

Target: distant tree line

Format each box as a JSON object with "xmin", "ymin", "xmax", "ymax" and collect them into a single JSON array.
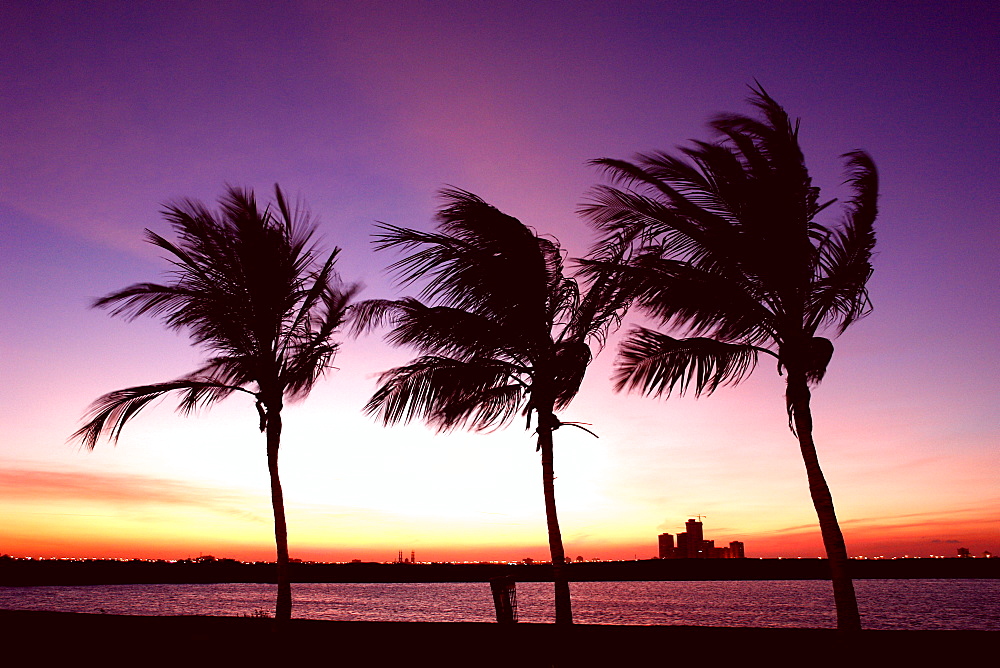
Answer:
[{"xmin": 6, "ymin": 555, "xmax": 997, "ymax": 589}]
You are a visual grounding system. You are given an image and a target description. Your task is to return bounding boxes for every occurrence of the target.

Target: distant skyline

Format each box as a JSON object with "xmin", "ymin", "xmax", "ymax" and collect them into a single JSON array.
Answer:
[{"xmin": 1, "ymin": 1, "xmax": 997, "ymax": 562}]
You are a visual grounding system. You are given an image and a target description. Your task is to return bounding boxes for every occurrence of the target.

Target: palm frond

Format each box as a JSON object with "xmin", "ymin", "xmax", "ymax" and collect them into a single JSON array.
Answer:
[
  {"xmin": 347, "ymin": 298, "xmax": 400, "ymax": 337},
  {"xmin": 185, "ymin": 355, "xmax": 256, "ymax": 390},
  {"xmin": 374, "ymin": 190, "xmax": 551, "ymax": 330},
  {"xmin": 439, "ymin": 383, "xmax": 529, "ymax": 433},
  {"xmin": 614, "ymin": 328, "xmax": 766, "ymax": 397},
  {"xmin": 283, "ymin": 280, "xmax": 360, "ymax": 400},
  {"xmin": 93, "ymin": 281, "xmax": 195, "ymax": 323},
  {"xmin": 563, "ymin": 264, "xmax": 628, "ymax": 349},
  {"xmin": 281, "ymin": 248, "xmax": 341, "ymax": 345},
  {"xmin": 580, "ymin": 180, "xmax": 755, "ymax": 292},
  {"xmin": 385, "ymin": 298, "xmax": 516, "ymax": 360},
  {"xmin": 807, "ymin": 151, "xmax": 878, "ymax": 334},
  {"xmin": 351, "ymin": 297, "xmax": 514, "ymax": 360},
  {"xmin": 611, "ymin": 252, "xmax": 776, "ymax": 344},
  {"xmin": 364, "ymin": 356, "xmax": 526, "ymax": 432},
  {"xmin": 72, "ymin": 379, "xmax": 251, "ymax": 449}
]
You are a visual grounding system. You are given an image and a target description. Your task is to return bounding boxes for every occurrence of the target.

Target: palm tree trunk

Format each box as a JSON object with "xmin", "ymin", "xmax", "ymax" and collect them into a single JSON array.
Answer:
[
  {"xmin": 537, "ymin": 415, "xmax": 573, "ymax": 625},
  {"xmin": 265, "ymin": 407, "xmax": 292, "ymax": 621},
  {"xmin": 787, "ymin": 374, "xmax": 861, "ymax": 631}
]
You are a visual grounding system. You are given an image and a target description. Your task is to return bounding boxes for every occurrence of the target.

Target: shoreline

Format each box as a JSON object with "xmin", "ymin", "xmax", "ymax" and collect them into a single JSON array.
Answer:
[
  {"xmin": 3, "ymin": 556, "xmax": 997, "ymax": 586},
  {"xmin": 2, "ymin": 609, "xmax": 995, "ymax": 666}
]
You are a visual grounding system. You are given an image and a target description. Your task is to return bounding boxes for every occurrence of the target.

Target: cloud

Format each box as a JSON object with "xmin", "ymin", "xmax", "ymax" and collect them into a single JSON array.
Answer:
[
  {"xmin": 0, "ymin": 467, "xmax": 266, "ymax": 524},
  {"xmin": 764, "ymin": 506, "xmax": 1000, "ymax": 540}
]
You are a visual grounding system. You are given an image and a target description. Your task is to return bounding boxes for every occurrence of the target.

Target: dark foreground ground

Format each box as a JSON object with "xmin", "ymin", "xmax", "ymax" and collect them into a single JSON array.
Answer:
[{"xmin": 2, "ymin": 610, "xmax": 994, "ymax": 667}]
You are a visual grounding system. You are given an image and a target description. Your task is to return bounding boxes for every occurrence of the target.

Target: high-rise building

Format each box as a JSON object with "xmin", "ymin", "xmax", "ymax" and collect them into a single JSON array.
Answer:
[
  {"xmin": 676, "ymin": 532, "xmax": 688, "ymax": 556},
  {"xmin": 685, "ymin": 518, "xmax": 705, "ymax": 558},
  {"xmin": 658, "ymin": 533, "xmax": 675, "ymax": 559},
  {"xmin": 657, "ymin": 519, "xmax": 745, "ymax": 558}
]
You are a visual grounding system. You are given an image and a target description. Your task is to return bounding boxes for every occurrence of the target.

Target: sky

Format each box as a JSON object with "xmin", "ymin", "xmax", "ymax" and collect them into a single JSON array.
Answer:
[{"xmin": 1, "ymin": 1, "xmax": 997, "ymax": 563}]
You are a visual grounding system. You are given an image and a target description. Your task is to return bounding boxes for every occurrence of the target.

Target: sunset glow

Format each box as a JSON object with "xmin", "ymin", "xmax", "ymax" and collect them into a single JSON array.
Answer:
[{"xmin": 2, "ymin": 2, "xmax": 996, "ymax": 564}]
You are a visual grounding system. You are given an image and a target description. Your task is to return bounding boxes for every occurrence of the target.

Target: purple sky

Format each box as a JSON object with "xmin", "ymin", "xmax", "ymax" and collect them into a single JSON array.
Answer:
[{"xmin": 1, "ymin": 1, "xmax": 997, "ymax": 561}]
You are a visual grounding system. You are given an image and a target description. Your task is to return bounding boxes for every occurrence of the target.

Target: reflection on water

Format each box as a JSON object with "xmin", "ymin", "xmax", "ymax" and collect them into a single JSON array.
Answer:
[{"xmin": 0, "ymin": 580, "xmax": 996, "ymax": 630}]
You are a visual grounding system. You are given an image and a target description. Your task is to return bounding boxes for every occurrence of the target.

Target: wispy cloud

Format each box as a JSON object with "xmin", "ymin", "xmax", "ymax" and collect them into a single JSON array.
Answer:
[
  {"xmin": 765, "ymin": 505, "xmax": 1000, "ymax": 538},
  {"xmin": 0, "ymin": 467, "xmax": 267, "ymax": 524}
]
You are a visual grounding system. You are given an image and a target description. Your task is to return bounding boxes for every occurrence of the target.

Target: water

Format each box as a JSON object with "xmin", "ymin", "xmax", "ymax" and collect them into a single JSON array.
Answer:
[{"xmin": 0, "ymin": 580, "xmax": 996, "ymax": 630}]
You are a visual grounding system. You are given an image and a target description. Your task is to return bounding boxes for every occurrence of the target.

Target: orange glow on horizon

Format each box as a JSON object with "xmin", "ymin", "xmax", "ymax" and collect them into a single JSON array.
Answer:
[{"xmin": 3, "ymin": 461, "xmax": 994, "ymax": 563}]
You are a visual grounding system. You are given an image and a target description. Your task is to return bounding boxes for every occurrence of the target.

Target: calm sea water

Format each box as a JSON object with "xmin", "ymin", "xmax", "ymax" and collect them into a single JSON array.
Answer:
[{"xmin": 1, "ymin": 580, "xmax": 996, "ymax": 630}]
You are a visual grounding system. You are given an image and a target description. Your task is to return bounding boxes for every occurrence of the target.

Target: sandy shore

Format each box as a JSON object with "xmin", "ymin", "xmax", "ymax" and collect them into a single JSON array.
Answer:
[{"xmin": 2, "ymin": 609, "xmax": 994, "ymax": 667}]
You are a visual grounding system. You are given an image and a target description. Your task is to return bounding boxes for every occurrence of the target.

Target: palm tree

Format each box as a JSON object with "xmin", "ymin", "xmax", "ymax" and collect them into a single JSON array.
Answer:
[
  {"xmin": 581, "ymin": 86, "xmax": 877, "ymax": 631},
  {"xmin": 72, "ymin": 185, "xmax": 358, "ymax": 621},
  {"xmin": 352, "ymin": 189, "xmax": 621, "ymax": 625}
]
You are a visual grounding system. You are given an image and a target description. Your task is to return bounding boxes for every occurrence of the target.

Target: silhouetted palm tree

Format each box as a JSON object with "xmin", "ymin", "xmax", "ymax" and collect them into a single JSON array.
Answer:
[
  {"xmin": 353, "ymin": 189, "xmax": 621, "ymax": 625},
  {"xmin": 72, "ymin": 185, "xmax": 358, "ymax": 621},
  {"xmin": 581, "ymin": 86, "xmax": 877, "ymax": 631}
]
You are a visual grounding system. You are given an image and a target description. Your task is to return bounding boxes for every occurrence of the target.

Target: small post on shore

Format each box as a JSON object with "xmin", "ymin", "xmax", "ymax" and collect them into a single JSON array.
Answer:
[{"xmin": 489, "ymin": 575, "xmax": 517, "ymax": 624}]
